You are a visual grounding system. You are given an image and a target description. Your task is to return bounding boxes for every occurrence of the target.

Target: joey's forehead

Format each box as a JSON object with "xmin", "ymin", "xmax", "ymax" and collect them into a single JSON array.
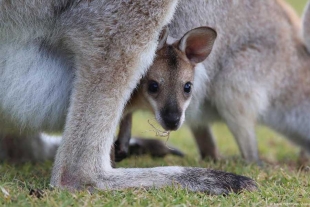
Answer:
[
  {"xmin": 145, "ymin": 45, "xmax": 194, "ymax": 82},
  {"xmin": 166, "ymin": 45, "xmax": 178, "ymax": 68},
  {"xmin": 156, "ymin": 45, "xmax": 180, "ymax": 68},
  {"xmin": 153, "ymin": 46, "xmax": 192, "ymax": 70},
  {"xmin": 146, "ymin": 59, "xmax": 194, "ymax": 83}
]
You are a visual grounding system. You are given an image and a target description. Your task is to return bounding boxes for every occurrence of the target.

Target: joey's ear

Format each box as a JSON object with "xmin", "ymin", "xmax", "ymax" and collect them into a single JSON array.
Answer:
[
  {"xmin": 157, "ymin": 26, "xmax": 169, "ymax": 50},
  {"xmin": 178, "ymin": 27, "xmax": 217, "ymax": 64}
]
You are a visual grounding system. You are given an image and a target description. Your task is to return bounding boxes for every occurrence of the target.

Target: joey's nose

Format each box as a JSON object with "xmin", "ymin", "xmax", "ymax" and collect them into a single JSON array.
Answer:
[{"xmin": 161, "ymin": 112, "xmax": 181, "ymax": 131}]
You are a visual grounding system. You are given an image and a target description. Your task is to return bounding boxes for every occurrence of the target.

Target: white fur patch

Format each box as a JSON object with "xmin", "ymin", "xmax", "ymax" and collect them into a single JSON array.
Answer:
[
  {"xmin": 167, "ymin": 36, "xmax": 178, "ymax": 45},
  {"xmin": 187, "ymin": 63, "xmax": 209, "ymax": 114},
  {"xmin": 179, "ymin": 98, "xmax": 191, "ymax": 128},
  {"xmin": 0, "ymin": 42, "xmax": 74, "ymax": 132}
]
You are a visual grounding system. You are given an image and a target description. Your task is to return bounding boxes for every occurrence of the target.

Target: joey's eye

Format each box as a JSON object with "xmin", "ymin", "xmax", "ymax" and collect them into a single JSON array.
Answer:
[
  {"xmin": 184, "ymin": 82, "xmax": 192, "ymax": 93},
  {"xmin": 148, "ymin": 81, "xmax": 159, "ymax": 93}
]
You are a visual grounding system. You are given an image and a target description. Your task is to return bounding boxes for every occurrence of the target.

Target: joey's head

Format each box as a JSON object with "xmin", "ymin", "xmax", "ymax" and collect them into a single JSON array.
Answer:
[{"xmin": 141, "ymin": 27, "xmax": 217, "ymax": 131}]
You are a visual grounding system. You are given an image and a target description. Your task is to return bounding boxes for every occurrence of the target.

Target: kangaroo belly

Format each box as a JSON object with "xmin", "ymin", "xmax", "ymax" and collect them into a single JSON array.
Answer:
[
  {"xmin": 261, "ymin": 101, "xmax": 310, "ymax": 148},
  {"xmin": 0, "ymin": 41, "xmax": 74, "ymax": 134}
]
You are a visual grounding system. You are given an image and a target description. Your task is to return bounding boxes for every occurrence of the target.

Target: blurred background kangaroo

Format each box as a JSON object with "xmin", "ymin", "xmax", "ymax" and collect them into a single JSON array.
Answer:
[
  {"xmin": 173, "ymin": 0, "xmax": 310, "ymax": 164},
  {"xmin": 116, "ymin": 0, "xmax": 310, "ymax": 165}
]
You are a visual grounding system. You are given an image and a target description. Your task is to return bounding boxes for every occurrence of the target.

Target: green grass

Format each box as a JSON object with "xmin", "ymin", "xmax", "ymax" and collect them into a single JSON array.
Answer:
[
  {"xmin": 1, "ymin": 1, "xmax": 310, "ymax": 206},
  {"xmin": 2, "ymin": 110, "xmax": 309, "ymax": 207},
  {"xmin": 286, "ymin": 0, "xmax": 308, "ymax": 14}
]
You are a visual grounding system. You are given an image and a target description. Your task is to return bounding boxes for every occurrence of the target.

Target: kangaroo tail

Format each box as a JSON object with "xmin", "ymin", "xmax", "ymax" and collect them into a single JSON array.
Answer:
[{"xmin": 96, "ymin": 167, "xmax": 257, "ymax": 195}]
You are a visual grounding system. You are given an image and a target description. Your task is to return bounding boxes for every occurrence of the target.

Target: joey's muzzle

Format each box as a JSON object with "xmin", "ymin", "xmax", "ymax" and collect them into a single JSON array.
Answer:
[{"xmin": 160, "ymin": 107, "xmax": 181, "ymax": 131}]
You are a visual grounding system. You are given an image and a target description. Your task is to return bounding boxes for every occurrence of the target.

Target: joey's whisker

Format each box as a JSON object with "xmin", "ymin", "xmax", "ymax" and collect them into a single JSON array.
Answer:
[{"xmin": 147, "ymin": 119, "xmax": 173, "ymax": 149}]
